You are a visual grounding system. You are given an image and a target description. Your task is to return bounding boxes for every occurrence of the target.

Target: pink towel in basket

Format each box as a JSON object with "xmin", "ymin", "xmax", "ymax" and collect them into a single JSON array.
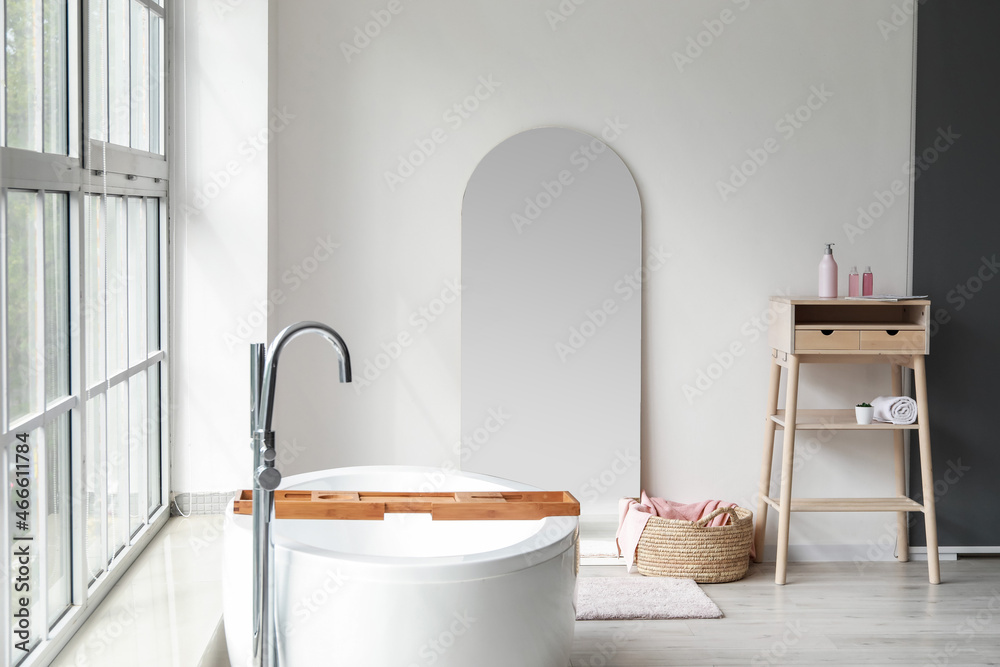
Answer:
[{"xmin": 616, "ymin": 492, "xmax": 750, "ymax": 572}]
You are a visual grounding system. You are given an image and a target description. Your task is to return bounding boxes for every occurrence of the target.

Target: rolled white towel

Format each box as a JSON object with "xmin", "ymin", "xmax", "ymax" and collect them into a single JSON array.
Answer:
[{"xmin": 871, "ymin": 396, "xmax": 918, "ymax": 424}]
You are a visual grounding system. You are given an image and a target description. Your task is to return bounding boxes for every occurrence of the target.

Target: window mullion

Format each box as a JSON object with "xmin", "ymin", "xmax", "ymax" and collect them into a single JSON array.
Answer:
[
  {"xmin": 155, "ymin": 197, "xmax": 167, "ymax": 512},
  {"xmin": 0, "ymin": 1, "xmax": 6, "ymax": 146},
  {"xmin": 32, "ymin": 191, "xmax": 46, "ymax": 416},
  {"xmin": 68, "ymin": 0, "xmax": 82, "ymax": 160},
  {"xmin": 100, "ymin": 190, "xmax": 110, "ymax": 571},
  {"xmin": 69, "ymin": 190, "xmax": 87, "ymax": 608},
  {"xmin": 84, "ymin": 348, "xmax": 162, "ymax": 400},
  {"xmin": 33, "ymin": 0, "xmax": 44, "ymax": 150},
  {"xmin": 103, "ymin": 0, "xmax": 112, "ymax": 156},
  {"xmin": 1, "ymin": 187, "xmax": 7, "ymax": 432},
  {"xmin": 4, "ymin": 395, "xmax": 77, "ymax": 440},
  {"xmin": 99, "ymin": 390, "xmax": 108, "ymax": 577},
  {"xmin": 126, "ymin": 0, "xmax": 132, "ymax": 150},
  {"xmin": 132, "ymin": 0, "xmax": 162, "ymax": 19}
]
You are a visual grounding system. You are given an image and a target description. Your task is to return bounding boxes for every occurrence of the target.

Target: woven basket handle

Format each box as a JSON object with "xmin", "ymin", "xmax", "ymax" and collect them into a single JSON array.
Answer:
[{"xmin": 694, "ymin": 506, "xmax": 736, "ymax": 528}]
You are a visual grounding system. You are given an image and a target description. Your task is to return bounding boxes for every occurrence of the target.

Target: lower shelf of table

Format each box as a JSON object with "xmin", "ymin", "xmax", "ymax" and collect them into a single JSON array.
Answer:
[{"xmin": 762, "ymin": 495, "xmax": 925, "ymax": 512}]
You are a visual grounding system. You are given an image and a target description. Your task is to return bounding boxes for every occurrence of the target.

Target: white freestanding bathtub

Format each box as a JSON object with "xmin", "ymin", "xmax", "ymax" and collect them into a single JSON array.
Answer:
[{"xmin": 223, "ymin": 466, "xmax": 578, "ymax": 667}]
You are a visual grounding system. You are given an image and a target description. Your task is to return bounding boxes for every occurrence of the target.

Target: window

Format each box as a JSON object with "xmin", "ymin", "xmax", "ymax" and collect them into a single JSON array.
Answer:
[
  {"xmin": 81, "ymin": 194, "xmax": 163, "ymax": 578},
  {"xmin": 4, "ymin": 0, "xmax": 68, "ymax": 153},
  {"xmin": 1, "ymin": 1, "xmax": 167, "ymax": 664},
  {"xmin": 87, "ymin": 0, "xmax": 164, "ymax": 154}
]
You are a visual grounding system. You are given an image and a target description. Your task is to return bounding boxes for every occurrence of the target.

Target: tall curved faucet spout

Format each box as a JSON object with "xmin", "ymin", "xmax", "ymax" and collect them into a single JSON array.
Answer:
[
  {"xmin": 251, "ymin": 321, "xmax": 351, "ymax": 667},
  {"xmin": 255, "ymin": 321, "xmax": 352, "ymax": 434}
]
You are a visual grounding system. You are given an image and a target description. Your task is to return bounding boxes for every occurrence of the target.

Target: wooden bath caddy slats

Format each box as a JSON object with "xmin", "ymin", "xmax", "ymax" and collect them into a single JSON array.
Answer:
[{"xmin": 232, "ymin": 489, "xmax": 580, "ymax": 521}]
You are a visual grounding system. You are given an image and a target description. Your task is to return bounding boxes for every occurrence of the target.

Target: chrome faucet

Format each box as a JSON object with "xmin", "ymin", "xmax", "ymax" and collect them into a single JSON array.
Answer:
[{"xmin": 250, "ymin": 322, "xmax": 352, "ymax": 667}]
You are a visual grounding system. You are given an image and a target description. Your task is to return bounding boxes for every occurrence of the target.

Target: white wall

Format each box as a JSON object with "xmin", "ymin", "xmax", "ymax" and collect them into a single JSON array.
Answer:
[
  {"xmin": 175, "ymin": 0, "xmax": 917, "ymax": 557},
  {"xmin": 170, "ymin": 0, "xmax": 270, "ymax": 494}
]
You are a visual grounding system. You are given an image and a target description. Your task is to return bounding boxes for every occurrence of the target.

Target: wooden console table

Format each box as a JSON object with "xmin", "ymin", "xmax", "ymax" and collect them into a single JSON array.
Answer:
[{"xmin": 753, "ymin": 297, "xmax": 940, "ymax": 584}]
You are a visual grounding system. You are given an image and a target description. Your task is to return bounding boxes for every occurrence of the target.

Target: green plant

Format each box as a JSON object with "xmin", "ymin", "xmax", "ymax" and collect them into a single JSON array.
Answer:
[{"xmin": 856, "ymin": 402, "xmax": 872, "ymax": 408}]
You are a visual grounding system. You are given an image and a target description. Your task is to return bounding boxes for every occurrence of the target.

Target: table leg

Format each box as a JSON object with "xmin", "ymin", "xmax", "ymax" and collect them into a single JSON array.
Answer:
[
  {"xmin": 775, "ymin": 354, "xmax": 800, "ymax": 585},
  {"xmin": 891, "ymin": 363, "xmax": 909, "ymax": 563},
  {"xmin": 754, "ymin": 354, "xmax": 782, "ymax": 563},
  {"xmin": 913, "ymin": 355, "xmax": 940, "ymax": 584}
]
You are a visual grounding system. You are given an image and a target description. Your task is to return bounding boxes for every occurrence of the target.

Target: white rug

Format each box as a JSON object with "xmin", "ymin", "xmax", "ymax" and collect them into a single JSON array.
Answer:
[{"xmin": 575, "ymin": 576, "xmax": 723, "ymax": 620}]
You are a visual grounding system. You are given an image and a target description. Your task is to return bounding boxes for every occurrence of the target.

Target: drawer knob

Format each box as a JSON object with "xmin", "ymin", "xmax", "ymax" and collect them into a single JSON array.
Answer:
[
  {"xmin": 886, "ymin": 330, "xmax": 899, "ymax": 336},
  {"xmin": 821, "ymin": 329, "xmax": 834, "ymax": 336}
]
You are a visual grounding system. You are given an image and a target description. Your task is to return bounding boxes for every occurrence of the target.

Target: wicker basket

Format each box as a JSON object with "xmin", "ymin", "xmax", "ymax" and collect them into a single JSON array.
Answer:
[{"xmin": 635, "ymin": 505, "xmax": 753, "ymax": 583}]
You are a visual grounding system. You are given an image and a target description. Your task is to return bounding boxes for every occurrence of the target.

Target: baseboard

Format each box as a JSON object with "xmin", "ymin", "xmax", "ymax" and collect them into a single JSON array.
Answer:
[
  {"xmin": 760, "ymin": 543, "xmax": 959, "ymax": 562},
  {"xmin": 911, "ymin": 546, "xmax": 1000, "ymax": 556},
  {"xmin": 581, "ymin": 556, "xmax": 624, "ymax": 567}
]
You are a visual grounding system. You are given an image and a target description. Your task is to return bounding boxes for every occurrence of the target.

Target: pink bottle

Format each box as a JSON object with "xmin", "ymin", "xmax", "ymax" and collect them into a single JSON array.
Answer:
[
  {"xmin": 848, "ymin": 266, "xmax": 860, "ymax": 297},
  {"xmin": 862, "ymin": 266, "xmax": 874, "ymax": 296},
  {"xmin": 818, "ymin": 243, "xmax": 838, "ymax": 298}
]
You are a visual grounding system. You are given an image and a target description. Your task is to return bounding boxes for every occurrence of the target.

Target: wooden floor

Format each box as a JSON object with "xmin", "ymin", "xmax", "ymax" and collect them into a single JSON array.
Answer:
[{"xmin": 573, "ymin": 558, "xmax": 1000, "ymax": 666}]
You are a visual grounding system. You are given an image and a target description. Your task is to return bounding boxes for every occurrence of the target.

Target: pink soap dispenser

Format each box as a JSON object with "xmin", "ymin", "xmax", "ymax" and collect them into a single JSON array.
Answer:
[
  {"xmin": 862, "ymin": 266, "xmax": 874, "ymax": 296},
  {"xmin": 819, "ymin": 243, "xmax": 838, "ymax": 298},
  {"xmin": 849, "ymin": 266, "xmax": 860, "ymax": 297}
]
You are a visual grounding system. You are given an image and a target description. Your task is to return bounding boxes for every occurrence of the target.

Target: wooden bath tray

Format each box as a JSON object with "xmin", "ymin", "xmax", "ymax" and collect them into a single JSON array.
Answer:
[{"xmin": 233, "ymin": 490, "xmax": 580, "ymax": 521}]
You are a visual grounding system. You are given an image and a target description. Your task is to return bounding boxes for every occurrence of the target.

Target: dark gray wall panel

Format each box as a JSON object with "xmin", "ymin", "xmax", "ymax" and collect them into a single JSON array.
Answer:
[{"xmin": 910, "ymin": 1, "xmax": 1000, "ymax": 547}]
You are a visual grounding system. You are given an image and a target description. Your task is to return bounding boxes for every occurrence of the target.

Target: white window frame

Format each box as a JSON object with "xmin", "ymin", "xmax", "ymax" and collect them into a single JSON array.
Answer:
[{"xmin": 0, "ymin": 1, "xmax": 171, "ymax": 665}]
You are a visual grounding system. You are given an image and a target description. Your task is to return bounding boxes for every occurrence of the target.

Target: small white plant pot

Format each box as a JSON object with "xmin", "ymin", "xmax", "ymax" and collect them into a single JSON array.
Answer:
[{"xmin": 855, "ymin": 406, "xmax": 874, "ymax": 425}]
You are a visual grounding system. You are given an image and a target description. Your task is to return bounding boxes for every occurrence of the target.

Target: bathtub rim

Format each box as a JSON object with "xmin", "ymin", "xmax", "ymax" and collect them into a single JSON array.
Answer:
[{"xmin": 226, "ymin": 465, "xmax": 579, "ymax": 582}]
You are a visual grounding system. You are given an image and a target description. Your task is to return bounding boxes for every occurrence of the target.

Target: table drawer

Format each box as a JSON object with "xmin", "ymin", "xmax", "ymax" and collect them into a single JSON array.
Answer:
[
  {"xmin": 860, "ymin": 330, "xmax": 926, "ymax": 351},
  {"xmin": 795, "ymin": 329, "xmax": 860, "ymax": 351}
]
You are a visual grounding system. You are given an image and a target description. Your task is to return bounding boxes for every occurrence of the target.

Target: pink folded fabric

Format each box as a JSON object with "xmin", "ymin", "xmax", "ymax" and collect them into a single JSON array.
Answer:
[{"xmin": 616, "ymin": 491, "xmax": 752, "ymax": 572}]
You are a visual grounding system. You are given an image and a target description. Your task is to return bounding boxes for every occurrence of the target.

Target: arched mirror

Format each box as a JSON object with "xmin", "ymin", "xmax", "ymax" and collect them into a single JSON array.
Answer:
[{"xmin": 461, "ymin": 127, "xmax": 642, "ymax": 520}]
